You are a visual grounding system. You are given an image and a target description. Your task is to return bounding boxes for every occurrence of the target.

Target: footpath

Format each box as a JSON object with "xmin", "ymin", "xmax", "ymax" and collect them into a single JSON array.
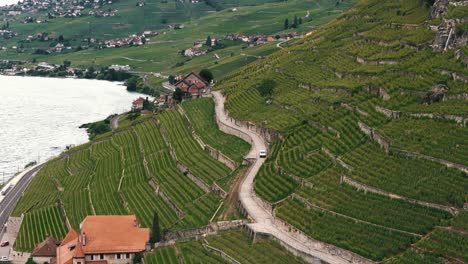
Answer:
[{"xmin": 212, "ymin": 91, "xmax": 373, "ymax": 264}]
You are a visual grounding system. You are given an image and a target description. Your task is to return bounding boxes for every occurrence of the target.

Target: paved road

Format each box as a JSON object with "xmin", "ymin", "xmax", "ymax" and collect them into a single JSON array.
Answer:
[
  {"xmin": 212, "ymin": 91, "xmax": 367, "ymax": 264},
  {"xmin": 0, "ymin": 165, "xmax": 43, "ymax": 241},
  {"xmin": 110, "ymin": 113, "xmax": 124, "ymax": 130}
]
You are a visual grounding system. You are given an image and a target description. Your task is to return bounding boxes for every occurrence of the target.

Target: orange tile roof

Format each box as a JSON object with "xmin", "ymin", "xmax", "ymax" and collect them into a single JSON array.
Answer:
[
  {"xmin": 81, "ymin": 215, "xmax": 149, "ymax": 254},
  {"xmin": 57, "ymin": 229, "xmax": 80, "ymax": 264},
  {"xmin": 61, "ymin": 228, "xmax": 78, "ymax": 245},
  {"xmin": 57, "ymin": 215, "xmax": 149, "ymax": 264},
  {"xmin": 73, "ymin": 243, "xmax": 85, "ymax": 258}
]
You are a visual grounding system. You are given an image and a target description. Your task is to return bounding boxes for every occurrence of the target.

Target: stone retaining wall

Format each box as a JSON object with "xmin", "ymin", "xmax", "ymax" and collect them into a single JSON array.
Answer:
[
  {"xmin": 341, "ymin": 176, "xmax": 459, "ymax": 215},
  {"xmin": 224, "ymin": 110, "xmax": 282, "ymax": 144},
  {"xmin": 376, "ymin": 106, "xmax": 467, "ymax": 126},
  {"xmin": 177, "ymin": 105, "xmax": 238, "ymax": 170},
  {"xmin": 357, "ymin": 121, "xmax": 391, "ymax": 152},
  {"xmin": 321, "ymin": 147, "xmax": 353, "ymax": 171},
  {"xmin": 176, "ymin": 161, "xmax": 211, "ymax": 193},
  {"xmin": 392, "ymin": 149, "xmax": 468, "ymax": 174},
  {"xmin": 363, "ymin": 85, "xmax": 391, "ymax": 100},
  {"xmin": 269, "ymin": 217, "xmax": 373, "ymax": 264},
  {"xmin": 164, "ymin": 220, "xmax": 247, "ymax": 241},
  {"xmin": 203, "ymin": 244, "xmax": 241, "ymax": 264}
]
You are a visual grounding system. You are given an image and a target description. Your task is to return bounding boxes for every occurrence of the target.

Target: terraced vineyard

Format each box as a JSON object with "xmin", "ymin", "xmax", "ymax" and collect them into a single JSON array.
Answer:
[
  {"xmin": 15, "ymin": 206, "xmax": 68, "ymax": 252},
  {"xmin": 216, "ymin": 0, "xmax": 468, "ymax": 262},
  {"xmin": 181, "ymin": 98, "xmax": 250, "ymax": 163},
  {"xmin": 145, "ymin": 229, "xmax": 307, "ymax": 264},
  {"xmin": 158, "ymin": 110, "xmax": 232, "ymax": 185},
  {"xmin": 12, "ymin": 100, "xmax": 243, "ymax": 252}
]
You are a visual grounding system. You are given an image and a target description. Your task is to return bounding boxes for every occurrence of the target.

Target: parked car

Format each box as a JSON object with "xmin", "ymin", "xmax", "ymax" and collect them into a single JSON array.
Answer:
[
  {"xmin": 0, "ymin": 256, "xmax": 8, "ymax": 261},
  {"xmin": 259, "ymin": 150, "xmax": 267, "ymax": 158},
  {"xmin": 0, "ymin": 241, "xmax": 9, "ymax": 247}
]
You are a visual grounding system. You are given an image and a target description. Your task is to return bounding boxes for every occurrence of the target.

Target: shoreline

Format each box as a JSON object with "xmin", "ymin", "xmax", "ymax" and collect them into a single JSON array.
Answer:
[
  {"xmin": 0, "ymin": 162, "xmax": 44, "ymax": 204},
  {"xmin": 0, "ymin": 75, "xmax": 145, "ymax": 182}
]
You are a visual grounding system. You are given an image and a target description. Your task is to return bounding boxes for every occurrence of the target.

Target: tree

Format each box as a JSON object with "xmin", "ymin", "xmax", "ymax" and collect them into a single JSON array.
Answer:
[
  {"xmin": 126, "ymin": 76, "xmax": 139, "ymax": 92},
  {"xmin": 299, "ymin": 17, "xmax": 302, "ymax": 24},
  {"xmin": 206, "ymin": 35, "xmax": 212, "ymax": 46},
  {"xmin": 26, "ymin": 258, "xmax": 37, "ymax": 264},
  {"xmin": 199, "ymin": 69, "xmax": 213, "ymax": 83},
  {"xmin": 294, "ymin": 15, "xmax": 298, "ymax": 27},
  {"xmin": 133, "ymin": 252, "xmax": 143, "ymax": 264},
  {"xmin": 150, "ymin": 211, "xmax": 162, "ymax": 243},
  {"xmin": 63, "ymin": 60, "xmax": 71, "ymax": 67},
  {"xmin": 168, "ymin": 75, "xmax": 176, "ymax": 84},
  {"xmin": 256, "ymin": 79, "xmax": 276, "ymax": 97},
  {"xmin": 173, "ymin": 88, "xmax": 183, "ymax": 103},
  {"xmin": 284, "ymin": 18, "xmax": 289, "ymax": 29},
  {"xmin": 58, "ymin": 35, "xmax": 64, "ymax": 42}
]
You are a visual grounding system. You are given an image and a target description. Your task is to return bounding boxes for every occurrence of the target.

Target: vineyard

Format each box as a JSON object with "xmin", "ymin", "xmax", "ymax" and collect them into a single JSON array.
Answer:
[
  {"xmin": 15, "ymin": 207, "xmax": 68, "ymax": 252},
  {"xmin": 181, "ymin": 98, "xmax": 250, "ymax": 163},
  {"xmin": 145, "ymin": 229, "xmax": 306, "ymax": 264},
  {"xmin": 216, "ymin": 0, "xmax": 467, "ymax": 262},
  {"xmin": 158, "ymin": 110, "xmax": 232, "ymax": 185},
  {"xmin": 12, "ymin": 99, "xmax": 243, "ymax": 252}
]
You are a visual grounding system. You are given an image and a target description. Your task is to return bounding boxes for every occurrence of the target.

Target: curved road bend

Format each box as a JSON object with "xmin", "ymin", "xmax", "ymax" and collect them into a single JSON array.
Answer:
[
  {"xmin": 0, "ymin": 165, "xmax": 43, "ymax": 241},
  {"xmin": 111, "ymin": 113, "xmax": 124, "ymax": 130},
  {"xmin": 213, "ymin": 91, "xmax": 362, "ymax": 264}
]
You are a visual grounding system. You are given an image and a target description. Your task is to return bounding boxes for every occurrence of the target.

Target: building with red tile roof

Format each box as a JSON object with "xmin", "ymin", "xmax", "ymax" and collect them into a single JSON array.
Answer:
[
  {"xmin": 132, "ymin": 97, "xmax": 145, "ymax": 111},
  {"xmin": 56, "ymin": 215, "xmax": 149, "ymax": 264},
  {"xmin": 174, "ymin": 72, "xmax": 210, "ymax": 98},
  {"xmin": 31, "ymin": 236, "xmax": 61, "ymax": 264}
]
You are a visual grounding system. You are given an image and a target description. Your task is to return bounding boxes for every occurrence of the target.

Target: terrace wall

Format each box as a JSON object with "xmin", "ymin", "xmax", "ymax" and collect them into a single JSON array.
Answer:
[
  {"xmin": 376, "ymin": 106, "xmax": 467, "ymax": 126},
  {"xmin": 392, "ymin": 149, "xmax": 468, "ymax": 174},
  {"xmin": 177, "ymin": 105, "xmax": 238, "ymax": 170},
  {"xmin": 357, "ymin": 121, "xmax": 391, "ymax": 152},
  {"xmin": 340, "ymin": 176, "xmax": 459, "ymax": 215},
  {"xmin": 164, "ymin": 220, "xmax": 247, "ymax": 241}
]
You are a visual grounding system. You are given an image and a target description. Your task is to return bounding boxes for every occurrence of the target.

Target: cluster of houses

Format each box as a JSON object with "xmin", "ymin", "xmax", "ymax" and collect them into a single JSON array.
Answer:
[
  {"xmin": 1, "ymin": 0, "xmax": 120, "ymax": 18},
  {"xmin": 88, "ymin": 9, "xmax": 117, "ymax": 17},
  {"xmin": 184, "ymin": 37, "xmax": 219, "ymax": 57},
  {"xmin": 0, "ymin": 29, "xmax": 17, "ymax": 39},
  {"xmin": 31, "ymin": 215, "xmax": 149, "ymax": 264},
  {"xmin": 131, "ymin": 71, "xmax": 211, "ymax": 111},
  {"xmin": 224, "ymin": 32, "xmax": 300, "ymax": 46},
  {"xmin": 102, "ymin": 31, "xmax": 157, "ymax": 48}
]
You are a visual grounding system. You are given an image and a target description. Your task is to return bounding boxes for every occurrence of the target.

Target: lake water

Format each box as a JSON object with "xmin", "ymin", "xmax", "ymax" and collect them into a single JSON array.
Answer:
[
  {"xmin": 0, "ymin": 0, "xmax": 22, "ymax": 7},
  {"xmin": 0, "ymin": 76, "xmax": 143, "ymax": 182}
]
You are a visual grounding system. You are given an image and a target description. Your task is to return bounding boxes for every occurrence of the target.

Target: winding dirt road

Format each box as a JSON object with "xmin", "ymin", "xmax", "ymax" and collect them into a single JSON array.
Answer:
[{"xmin": 212, "ymin": 91, "xmax": 370, "ymax": 264}]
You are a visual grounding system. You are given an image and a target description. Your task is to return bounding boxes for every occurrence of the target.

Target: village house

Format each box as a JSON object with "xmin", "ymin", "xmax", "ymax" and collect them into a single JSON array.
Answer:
[
  {"xmin": 174, "ymin": 72, "xmax": 210, "ymax": 98},
  {"xmin": 31, "ymin": 236, "xmax": 61, "ymax": 264},
  {"xmin": 56, "ymin": 215, "xmax": 149, "ymax": 264},
  {"xmin": 132, "ymin": 97, "xmax": 145, "ymax": 111}
]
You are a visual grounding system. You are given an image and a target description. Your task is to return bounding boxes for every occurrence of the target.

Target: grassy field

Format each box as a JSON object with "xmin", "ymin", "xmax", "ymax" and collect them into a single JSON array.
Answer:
[{"xmin": 0, "ymin": 0, "xmax": 357, "ymax": 76}]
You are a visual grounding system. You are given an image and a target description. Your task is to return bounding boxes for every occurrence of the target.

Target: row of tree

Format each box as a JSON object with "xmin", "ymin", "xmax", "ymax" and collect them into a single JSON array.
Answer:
[{"xmin": 284, "ymin": 15, "xmax": 303, "ymax": 30}]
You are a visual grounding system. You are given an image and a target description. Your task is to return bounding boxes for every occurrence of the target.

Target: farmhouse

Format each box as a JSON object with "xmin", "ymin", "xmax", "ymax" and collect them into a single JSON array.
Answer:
[
  {"xmin": 31, "ymin": 236, "xmax": 61, "ymax": 264},
  {"xmin": 132, "ymin": 97, "xmax": 145, "ymax": 111},
  {"xmin": 56, "ymin": 215, "xmax": 149, "ymax": 264},
  {"xmin": 174, "ymin": 72, "xmax": 210, "ymax": 98}
]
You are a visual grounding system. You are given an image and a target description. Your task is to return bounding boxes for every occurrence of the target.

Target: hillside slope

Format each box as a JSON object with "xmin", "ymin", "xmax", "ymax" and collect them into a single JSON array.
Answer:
[{"xmin": 217, "ymin": 0, "xmax": 467, "ymax": 262}]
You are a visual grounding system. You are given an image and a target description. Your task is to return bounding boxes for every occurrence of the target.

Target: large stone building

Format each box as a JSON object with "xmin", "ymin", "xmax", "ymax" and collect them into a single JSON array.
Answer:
[{"xmin": 56, "ymin": 215, "xmax": 149, "ymax": 264}]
